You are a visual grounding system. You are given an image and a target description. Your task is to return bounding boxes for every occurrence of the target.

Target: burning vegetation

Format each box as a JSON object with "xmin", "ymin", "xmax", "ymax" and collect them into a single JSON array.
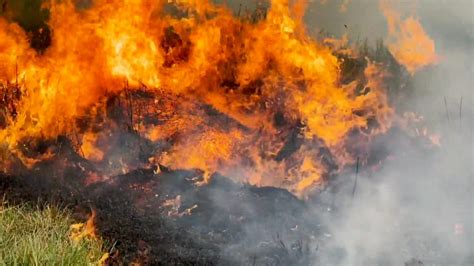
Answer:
[
  {"xmin": 0, "ymin": 0, "xmax": 402, "ymax": 194},
  {"xmin": 0, "ymin": 0, "xmax": 442, "ymax": 264}
]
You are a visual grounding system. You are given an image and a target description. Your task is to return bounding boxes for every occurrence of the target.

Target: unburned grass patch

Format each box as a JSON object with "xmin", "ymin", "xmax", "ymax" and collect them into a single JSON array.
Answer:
[{"xmin": 0, "ymin": 200, "xmax": 106, "ymax": 265}]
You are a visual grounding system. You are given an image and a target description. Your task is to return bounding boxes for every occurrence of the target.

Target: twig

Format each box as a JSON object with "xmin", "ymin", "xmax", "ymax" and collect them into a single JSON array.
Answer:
[
  {"xmin": 351, "ymin": 157, "xmax": 359, "ymax": 199},
  {"xmin": 125, "ymin": 80, "xmax": 134, "ymax": 132},
  {"xmin": 444, "ymin": 96, "xmax": 450, "ymax": 122},
  {"xmin": 251, "ymin": 255, "xmax": 257, "ymax": 266},
  {"xmin": 15, "ymin": 62, "xmax": 18, "ymax": 88},
  {"xmin": 459, "ymin": 96, "xmax": 463, "ymax": 128},
  {"xmin": 73, "ymin": 127, "xmax": 85, "ymax": 158},
  {"xmin": 109, "ymin": 240, "xmax": 119, "ymax": 254}
]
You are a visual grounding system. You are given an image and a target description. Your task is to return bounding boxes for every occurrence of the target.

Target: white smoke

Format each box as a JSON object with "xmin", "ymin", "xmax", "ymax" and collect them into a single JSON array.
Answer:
[{"xmin": 304, "ymin": 0, "xmax": 473, "ymax": 265}]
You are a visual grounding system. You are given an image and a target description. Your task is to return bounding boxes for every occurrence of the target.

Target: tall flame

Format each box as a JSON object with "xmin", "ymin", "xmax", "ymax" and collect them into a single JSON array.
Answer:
[{"xmin": 0, "ymin": 0, "xmax": 396, "ymax": 196}]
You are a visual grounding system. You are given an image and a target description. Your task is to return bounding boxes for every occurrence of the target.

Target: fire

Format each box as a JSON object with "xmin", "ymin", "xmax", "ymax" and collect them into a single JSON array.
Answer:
[
  {"xmin": 81, "ymin": 132, "xmax": 105, "ymax": 162},
  {"xmin": 70, "ymin": 209, "xmax": 97, "ymax": 242},
  {"xmin": 0, "ymin": 0, "xmax": 411, "ymax": 197},
  {"xmin": 339, "ymin": 0, "xmax": 351, "ymax": 13},
  {"xmin": 401, "ymin": 112, "xmax": 442, "ymax": 147},
  {"xmin": 161, "ymin": 195, "xmax": 198, "ymax": 217},
  {"xmin": 380, "ymin": 0, "xmax": 438, "ymax": 74}
]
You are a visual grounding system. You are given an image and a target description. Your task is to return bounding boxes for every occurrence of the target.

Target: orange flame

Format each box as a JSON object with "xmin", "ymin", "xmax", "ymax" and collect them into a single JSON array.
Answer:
[
  {"xmin": 81, "ymin": 132, "xmax": 104, "ymax": 162},
  {"xmin": 70, "ymin": 209, "xmax": 97, "ymax": 242},
  {"xmin": 0, "ymin": 0, "xmax": 401, "ymax": 196},
  {"xmin": 380, "ymin": 0, "xmax": 438, "ymax": 74}
]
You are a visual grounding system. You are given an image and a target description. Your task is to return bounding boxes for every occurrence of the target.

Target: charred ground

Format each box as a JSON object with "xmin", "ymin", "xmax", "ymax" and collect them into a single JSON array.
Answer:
[{"xmin": 0, "ymin": 1, "xmax": 443, "ymax": 265}]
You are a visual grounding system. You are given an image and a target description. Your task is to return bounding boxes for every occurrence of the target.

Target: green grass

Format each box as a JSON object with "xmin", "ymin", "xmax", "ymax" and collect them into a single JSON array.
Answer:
[{"xmin": 0, "ymin": 200, "xmax": 106, "ymax": 265}]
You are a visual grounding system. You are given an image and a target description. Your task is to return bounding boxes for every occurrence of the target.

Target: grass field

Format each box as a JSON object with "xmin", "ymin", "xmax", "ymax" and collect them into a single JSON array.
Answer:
[{"xmin": 0, "ymin": 200, "xmax": 106, "ymax": 265}]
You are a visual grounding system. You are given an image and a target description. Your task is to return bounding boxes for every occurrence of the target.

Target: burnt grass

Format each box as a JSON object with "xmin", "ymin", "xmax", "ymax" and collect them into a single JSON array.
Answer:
[
  {"xmin": 0, "ymin": 52, "xmax": 415, "ymax": 265},
  {"xmin": 0, "ymin": 13, "xmax": 417, "ymax": 264},
  {"xmin": 0, "ymin": 124, "xmax": 443, "ymax": 265},
  {"xmin": 0, "ymin": 85, "xmax": 438, "ymax": 265},
  {"xmin": 0, "ymin": 134, "xmax": 323, "ymax": 265}
]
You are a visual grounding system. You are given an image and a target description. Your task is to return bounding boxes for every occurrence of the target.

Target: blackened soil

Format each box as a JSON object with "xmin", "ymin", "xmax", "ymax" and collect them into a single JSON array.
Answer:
[{"xmin": 0, "ymin": 142, "xmax": 319, "ymax": 265}]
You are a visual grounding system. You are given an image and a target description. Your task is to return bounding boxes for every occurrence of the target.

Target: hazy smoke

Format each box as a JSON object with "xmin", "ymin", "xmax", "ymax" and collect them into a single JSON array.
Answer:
[
  {"xmin": 218, "ymin": 0, "xmax": 473, "ymax": 265},
  {"xmin": 303, "ymin": 0, "xmax": 473, "ymax": 265}
]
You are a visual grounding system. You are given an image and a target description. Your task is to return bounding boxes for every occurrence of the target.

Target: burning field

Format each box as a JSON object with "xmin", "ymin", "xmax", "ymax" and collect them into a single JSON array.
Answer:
[{"xmin": 0, "ymin": 0, "xmax": 472, "ymax": 265}]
